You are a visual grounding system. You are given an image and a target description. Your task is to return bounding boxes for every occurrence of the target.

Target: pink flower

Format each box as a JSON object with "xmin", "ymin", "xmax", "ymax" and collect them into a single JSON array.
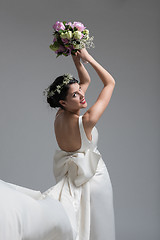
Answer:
[
  {"xmin": 53, "ymin": 21, "xmax": 65, "ymax": 31},
  {"xmin": 66, "ymin": 22, "xmax": 73, "ymax": 28},
  {"xmin": 73, "ymin": 22, "xmax": 86, "ymax": 31},
  {"xmin": 80, "ymin": 33, "xmax": 84, "ymax": 39}
]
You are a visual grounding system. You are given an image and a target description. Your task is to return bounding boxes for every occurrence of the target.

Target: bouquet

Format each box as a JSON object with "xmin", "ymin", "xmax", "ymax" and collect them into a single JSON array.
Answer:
[{"xmin": 50, "ymin": 21, "xmax": 94, "ymax": 57}]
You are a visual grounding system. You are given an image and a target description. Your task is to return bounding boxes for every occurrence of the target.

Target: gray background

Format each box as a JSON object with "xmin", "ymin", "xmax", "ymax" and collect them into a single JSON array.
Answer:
[{"xmin": 0, "ymin": 0, "xmax": 159, "ymax": 239}]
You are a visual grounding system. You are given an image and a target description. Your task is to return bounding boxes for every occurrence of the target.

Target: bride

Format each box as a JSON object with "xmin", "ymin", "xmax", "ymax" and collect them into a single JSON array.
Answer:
[{"xmin": 0, "ymin": 48, "xmax": 116, "ymax": 240}]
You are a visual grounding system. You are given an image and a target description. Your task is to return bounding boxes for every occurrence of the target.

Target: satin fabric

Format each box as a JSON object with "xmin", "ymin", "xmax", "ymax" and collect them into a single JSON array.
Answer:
[
  {"xmin": 42, "ymin": 115, "xmax": 116, "ymax": 240},
  {"xmin": 0, "ymin": 179, "xmax": 73, "ymax": 240},
  {"xmin": 0, "ymin": 115, "xmax": 115, "ymax": 240}
]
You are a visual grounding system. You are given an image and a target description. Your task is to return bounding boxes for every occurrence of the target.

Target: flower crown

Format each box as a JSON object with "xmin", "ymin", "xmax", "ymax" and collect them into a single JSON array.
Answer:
[{"xmin": 43, "ymin": 73, "xmax": 73, "ymax": 98}]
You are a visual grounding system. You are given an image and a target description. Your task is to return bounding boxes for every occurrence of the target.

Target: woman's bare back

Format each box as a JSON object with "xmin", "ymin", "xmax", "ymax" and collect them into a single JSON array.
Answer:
[{"xmin": 54, "ymin": 110, "xmax": 92, "ymax": 152}]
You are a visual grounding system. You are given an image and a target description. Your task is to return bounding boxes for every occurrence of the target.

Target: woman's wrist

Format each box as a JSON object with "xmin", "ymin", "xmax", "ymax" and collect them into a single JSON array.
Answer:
[
  {"xmin": 87, "ymin": 55, "xmax": 95, "ymax": 64},
  {"xmin": 74, "ymin": 60, "xmax": 83, "ymax": 68},
  {"xmin": 71, "ymin": 54, "xmax": 81, "ymax": 65}
]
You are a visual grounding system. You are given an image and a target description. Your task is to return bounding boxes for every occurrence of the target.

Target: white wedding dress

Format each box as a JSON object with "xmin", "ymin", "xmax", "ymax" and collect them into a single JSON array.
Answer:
[{"xmin": 0, "ymin": 115, "xmax": 115, "ymax": 240}]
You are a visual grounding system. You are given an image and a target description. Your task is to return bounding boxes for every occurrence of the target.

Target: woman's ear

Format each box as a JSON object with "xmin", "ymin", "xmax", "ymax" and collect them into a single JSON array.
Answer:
[{"xmin": 59, "ymin": 100, "xmax": 66, "ymax": 108}]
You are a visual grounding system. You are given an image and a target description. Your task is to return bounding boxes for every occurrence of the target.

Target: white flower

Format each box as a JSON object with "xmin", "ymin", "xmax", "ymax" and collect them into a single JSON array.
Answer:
[
  {"xmin": 60, "ymin": 32, "xmax": 67, "ymax": 39},
  {"xmin": 66, "ymin": 31, "xmax": 73, "ymax": 39},
  {"xmin": 49, "ymin": 91, "xmax": 55, "ymax": 97},
  {"xmin": 56, "ymin": 85, "xmax": 61, "ymax": 93},
  {"xmin": 57, "ymin": 89, "xmax": 61, "ymax": 94},
  {"xmin": 63, "ymin": 79, "xmax": 70, "ymax": 84},
  {"xmin": 44, "ymin": 73, "xmax": 74, "ymax": 98},
  {"xmin": 73, "ymin": 31, "xmax": 82, "ymax": 40}
]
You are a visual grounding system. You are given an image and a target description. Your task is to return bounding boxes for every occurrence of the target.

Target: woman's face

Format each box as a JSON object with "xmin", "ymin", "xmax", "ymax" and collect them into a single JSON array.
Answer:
[{"xmin": 59, "ymin": 83, "xmax": 87, "ymax": 111}]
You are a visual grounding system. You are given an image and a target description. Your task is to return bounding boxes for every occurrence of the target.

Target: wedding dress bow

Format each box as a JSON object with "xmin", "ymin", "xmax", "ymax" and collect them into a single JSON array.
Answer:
[{"xmin": 53, "ymin": 148, "xmax": 101, "ymax": 187}]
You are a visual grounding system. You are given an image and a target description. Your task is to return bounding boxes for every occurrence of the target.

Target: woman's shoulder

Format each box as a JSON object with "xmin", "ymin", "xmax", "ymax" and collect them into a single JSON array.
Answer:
[{"xmin": 82, "ymin": 112, "xmax": 96, "ymax": 131}]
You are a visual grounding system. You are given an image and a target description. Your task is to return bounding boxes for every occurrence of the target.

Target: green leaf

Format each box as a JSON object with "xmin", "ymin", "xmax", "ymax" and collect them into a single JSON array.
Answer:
[
  {"xmin": 63, "ymin": 53, "xmax": 69, "ymax": 56},
  {"xmin": 49, "ymin": 44, "xmax": 54, "ymax": 50},
  {"xmin": 56, "ymin": 52, "xmax": 63, "ymax": 58},
  {"xmin": 59, "ymin": 52, "xmax": 63, "ymax": 55},
  {"xmin": 49, "ymin": 41, "xmax": 60, "ymax": 51},
  {"xmin": 71, "ymin": 49, "xmax": 78, "ymax": 55},
  {"xmin": 58, "ymin": 29, "xmax": 64, "ymax": 34},
  {"xmin": 53, "ymin": 41, "xmax": 60, "ymax": 47},
  {"xmin": 65, "ymin": 25, "xmax": 69, "ymax": 30}
]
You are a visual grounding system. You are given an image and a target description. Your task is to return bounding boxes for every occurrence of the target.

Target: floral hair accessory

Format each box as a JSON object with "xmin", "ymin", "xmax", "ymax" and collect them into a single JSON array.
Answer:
[
  {"xmin": 43, "ymin": 73, "xmax": 73, "ymax": 98},
  {"xmin": 50, "ymin": 21, "xmax": 94, "ymax": 57}
]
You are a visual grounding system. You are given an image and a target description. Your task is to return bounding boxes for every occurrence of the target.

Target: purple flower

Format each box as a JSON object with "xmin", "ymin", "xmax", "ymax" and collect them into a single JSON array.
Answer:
[
  {"xmin": 55, "ymin": 46, "xmax": 71, "ymax": 56},
  {"xmin": 61, "ymin": 38, "xmax": 69, "ymax": 44},
  {"xmin": 53, "ymin": 37, "xmax": 57, "ymax": 43},
  {"xmin": 64, "ymin": 46, "xmax": 74, "ymax": 56},
  {"xmin": 55, "ymin": 45, "xmax": 66, "ymax": 54},
  {"xmin": 53, "ymin": 21, "xmax": 65, "ymax": 31},
  {"xmin": 65, "ymin": 47, "xmax": 71, "ymax": 56},
  {"xmin": 73, "ymin": 22, "xmax": 86, "ymax": 31}
]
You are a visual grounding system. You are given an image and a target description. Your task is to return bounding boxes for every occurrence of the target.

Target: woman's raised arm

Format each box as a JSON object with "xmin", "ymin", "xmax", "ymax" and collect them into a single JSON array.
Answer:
[
  {"xmin": 77, "ymin": 48, "xmax": 116, "ymax": 127},
  {"xmin": 72, "ymin": 52, "xmax": 91, "ymax": 94}
]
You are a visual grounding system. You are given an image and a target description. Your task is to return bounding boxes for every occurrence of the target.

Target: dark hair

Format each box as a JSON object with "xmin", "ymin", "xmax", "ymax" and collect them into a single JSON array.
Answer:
[{"xmin": 46, "ymin": 75, "xmax": 79, "ymax": 109}]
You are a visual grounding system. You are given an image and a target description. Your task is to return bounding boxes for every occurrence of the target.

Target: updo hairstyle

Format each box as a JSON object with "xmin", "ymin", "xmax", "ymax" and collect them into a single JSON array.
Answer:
[{"xmin": 46, "ymin": 75, "xmax": 79, "ymax": 109}]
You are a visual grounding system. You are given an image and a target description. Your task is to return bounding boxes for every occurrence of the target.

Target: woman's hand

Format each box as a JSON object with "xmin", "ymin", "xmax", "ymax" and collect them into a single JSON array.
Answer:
[
  {"xmin": 72, "ymin": 48, "xmax": 92, "ymax": 64},
  {"xmin": 71, "ymin": 51, "xmax": 81, "ymax": 63},
  {"xmin": 75, "ymin": 48, "xmax": 92, "ymax": 63}
]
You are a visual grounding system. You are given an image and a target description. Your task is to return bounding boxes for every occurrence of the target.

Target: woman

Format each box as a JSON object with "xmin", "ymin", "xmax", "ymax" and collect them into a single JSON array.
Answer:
[
  {"xmin": 43, "ymin": 48, "xmax": 116, "ymax": 240},
  {"xmin": 0, "ymin": 48, "xmax": 115, "ymax": 240}
]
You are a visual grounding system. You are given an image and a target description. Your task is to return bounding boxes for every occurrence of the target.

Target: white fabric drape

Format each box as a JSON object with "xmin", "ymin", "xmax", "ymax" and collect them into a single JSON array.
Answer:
[{"xmin": 43, "ymin": 148, "xmax": 101, "ymax": 240}]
